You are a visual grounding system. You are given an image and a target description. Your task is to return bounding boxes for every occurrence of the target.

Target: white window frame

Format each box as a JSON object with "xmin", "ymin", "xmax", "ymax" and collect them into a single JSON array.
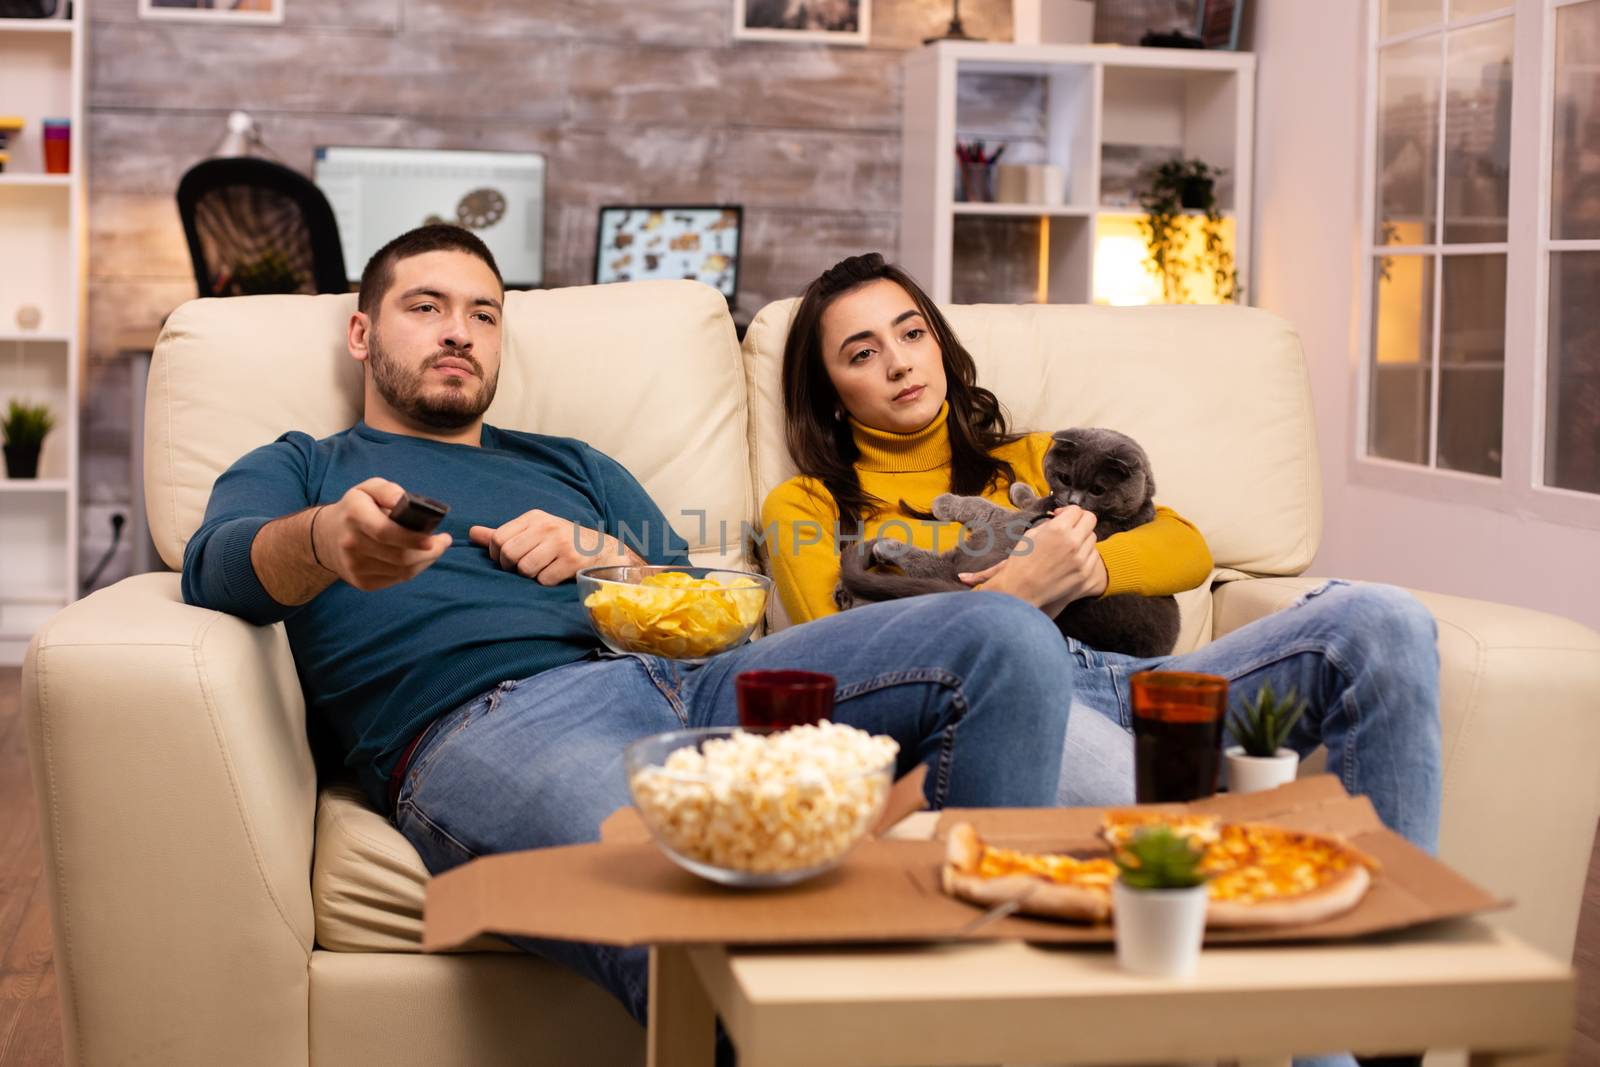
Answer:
[{"xmin": 1353, "ymin": 0, "xmax": 1600, "ymax": 530}]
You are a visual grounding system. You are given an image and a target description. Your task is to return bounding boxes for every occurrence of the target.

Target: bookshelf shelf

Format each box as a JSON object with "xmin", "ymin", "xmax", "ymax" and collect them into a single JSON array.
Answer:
[{"xmin": 901, "ymin": 41, "xmax": 1255, "ymax": 307}]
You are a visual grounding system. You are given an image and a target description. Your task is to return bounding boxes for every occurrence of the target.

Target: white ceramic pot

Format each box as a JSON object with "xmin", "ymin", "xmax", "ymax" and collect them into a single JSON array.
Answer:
[
  {"xmin": 1112, "ymin": 880, "xmax": 1208, "ymax": 978},
  {"xmin": 1224, "ymin": 746, "xmax": 1299, "ymax": 795}
]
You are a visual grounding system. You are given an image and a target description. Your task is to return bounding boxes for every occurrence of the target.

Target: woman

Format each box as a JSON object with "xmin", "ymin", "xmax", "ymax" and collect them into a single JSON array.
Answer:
[{"xmin": 762, "ymin": 253, "xmax": 1442, "ymax": 855}]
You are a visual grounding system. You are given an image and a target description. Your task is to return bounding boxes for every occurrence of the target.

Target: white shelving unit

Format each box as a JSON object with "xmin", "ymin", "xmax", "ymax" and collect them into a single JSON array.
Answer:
[
  {"xmin": 0, "ymin": 8, "xmax": 85, "ymax": 666},
  {"xmin": 901, "ymin": 41, "xmax": 1255, "ymax": 306}
]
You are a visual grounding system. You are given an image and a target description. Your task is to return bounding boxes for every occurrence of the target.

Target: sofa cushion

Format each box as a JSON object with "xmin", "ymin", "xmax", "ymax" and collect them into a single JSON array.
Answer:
[
  {"xmin": 146, "ymin": 279, "xmax": 752, "ymax": 572},
  {"xmin": 312, "ymin": 784, "xmax": 510, "ymax": 953}
]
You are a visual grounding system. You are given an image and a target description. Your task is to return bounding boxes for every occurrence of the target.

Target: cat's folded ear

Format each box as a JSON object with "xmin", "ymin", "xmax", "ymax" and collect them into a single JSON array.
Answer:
[
  {"xmin": 1050, "ymin": 430, "xmax": 1078, "ymax": 448},
  {"xmin": 1104, "ymin": 456, "xmax": 1133, "ymax": 477}
]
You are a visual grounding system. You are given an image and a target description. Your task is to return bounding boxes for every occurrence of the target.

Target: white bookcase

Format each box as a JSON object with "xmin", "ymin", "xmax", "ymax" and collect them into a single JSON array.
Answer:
[
  {"xmin": 901, "ymin": 41, "xmax": 1255, "ymax": 307},
  {"xmin": 0, "ymin": 8, "xmax": 85, "ymax": 666}
]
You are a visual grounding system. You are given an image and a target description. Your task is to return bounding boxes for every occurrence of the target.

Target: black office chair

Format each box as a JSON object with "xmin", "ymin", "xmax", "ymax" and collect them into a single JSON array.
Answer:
[{"xmin": 176, "ymin": 157, "xmax": 349, "ymax": 298}]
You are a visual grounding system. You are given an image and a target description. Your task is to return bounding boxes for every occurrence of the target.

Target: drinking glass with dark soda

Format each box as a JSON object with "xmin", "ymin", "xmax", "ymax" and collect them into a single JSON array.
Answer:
[
  {"xmin": 735, "ymin": 670, "xmax": 834, "ymax": 730},
  {"xmin": 1130, "ymin": 671, "xmax": 1228, "ymax": 803}
]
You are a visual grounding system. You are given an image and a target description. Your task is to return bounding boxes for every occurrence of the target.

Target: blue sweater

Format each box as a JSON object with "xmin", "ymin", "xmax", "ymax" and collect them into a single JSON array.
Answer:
[{"xmin": 182, "ymin": 421, "xmax": 691, "ymax": 809}]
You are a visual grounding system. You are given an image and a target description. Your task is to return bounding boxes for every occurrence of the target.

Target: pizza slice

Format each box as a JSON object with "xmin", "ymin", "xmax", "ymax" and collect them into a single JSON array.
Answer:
[
  {"xmin": 1100, "ymin": 810, "xmax": 1221, "ymax": 850},
  {"xmin": 1196, "ymin": 821, "xmax": 1378, "ymax": 928},
  {"xmin": 941, "ymin": 823, "xmax": 1117, "ymax": 922}
]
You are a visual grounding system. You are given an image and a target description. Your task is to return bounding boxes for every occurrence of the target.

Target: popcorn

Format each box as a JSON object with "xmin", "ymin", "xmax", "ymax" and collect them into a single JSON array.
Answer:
[
  {"xmin": 584, "ymin": 571, "xmax": 765, "ymax": 659},
  {"xmin": 630, "ymin": 723, "xmax": 900, "ymax": 874}
]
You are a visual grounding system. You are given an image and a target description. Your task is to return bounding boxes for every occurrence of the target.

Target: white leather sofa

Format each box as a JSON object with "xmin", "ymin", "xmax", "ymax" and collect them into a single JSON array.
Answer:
[{"xmin": 23, "ymin": 281, "xmax": 1600, "ymax": 1065}]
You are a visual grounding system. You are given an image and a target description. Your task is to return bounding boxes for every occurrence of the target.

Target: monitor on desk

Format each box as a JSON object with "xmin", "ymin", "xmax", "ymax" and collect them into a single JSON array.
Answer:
[
  {"xmin": 594, "ymin": 205, "xmax": 742, "ymax": 306},
  {"xmin": 313, "ymin": 146, "xmax": 546, "ymax": 287}
]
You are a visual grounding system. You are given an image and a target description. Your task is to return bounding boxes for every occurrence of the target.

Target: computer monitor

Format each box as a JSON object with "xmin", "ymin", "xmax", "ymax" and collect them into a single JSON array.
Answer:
[
  {"xmin": 593, "ymin": 205, "xmax": 742, "ymax": 305},
  {"xmin": 312, "ymin": 146, "xmax": 546, "ymax": 287}
]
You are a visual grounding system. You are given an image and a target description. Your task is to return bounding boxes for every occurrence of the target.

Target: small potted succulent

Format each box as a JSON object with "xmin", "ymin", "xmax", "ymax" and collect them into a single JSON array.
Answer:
[
  {"xmin": 1112, "ymin": 826, "xmax": 1210, "ymax": 978},
  {"xmin": 1224, "ymin": 681, "xmax": 1306, "ymax": 795},
  {"xmin": 3, "ymin": 398, "xmax": 55, "ymax": 480}
]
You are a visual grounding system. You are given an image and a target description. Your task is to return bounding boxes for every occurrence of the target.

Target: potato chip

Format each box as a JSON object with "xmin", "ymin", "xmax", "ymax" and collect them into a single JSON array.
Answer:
[{"xmin": 583, "ymin": 571, "xmax": 766, "ymax": 658}]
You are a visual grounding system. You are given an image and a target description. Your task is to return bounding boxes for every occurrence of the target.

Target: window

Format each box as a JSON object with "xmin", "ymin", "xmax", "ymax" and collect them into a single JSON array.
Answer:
[
  {"xmin": 1368, "ymin": 2, "xmax": 1512, "ymax": 478},
  {"xmin": 1361, "ymin": 0, "xmax": 1600, "ymax": 517},
  {"xmin": 1547, "ymin": 0, "xmax": 1600, "ymax": 494}
]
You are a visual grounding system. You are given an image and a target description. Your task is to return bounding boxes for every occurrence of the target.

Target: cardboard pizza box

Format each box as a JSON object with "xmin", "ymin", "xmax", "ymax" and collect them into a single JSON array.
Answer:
[{"xmin": 422, "ymin": 775, "xmax": 1506, "ymax": 952}]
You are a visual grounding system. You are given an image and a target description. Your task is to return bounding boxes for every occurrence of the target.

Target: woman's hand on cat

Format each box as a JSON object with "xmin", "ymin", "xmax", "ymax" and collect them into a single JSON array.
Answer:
[{"xmin": 958, "ymin": 506, "xmax": 1107, "ymax": 609}]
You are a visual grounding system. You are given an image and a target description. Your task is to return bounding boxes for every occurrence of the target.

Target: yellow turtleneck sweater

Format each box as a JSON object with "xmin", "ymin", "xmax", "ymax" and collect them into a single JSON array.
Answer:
[{"xmin": 760, "ymin": 404, "xmax": 1214, "ymax": 625}]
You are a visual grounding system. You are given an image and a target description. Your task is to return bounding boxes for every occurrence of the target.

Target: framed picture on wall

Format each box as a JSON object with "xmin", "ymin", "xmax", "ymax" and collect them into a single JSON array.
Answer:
[
  {"xmin": 733, "ymin": 0, "xmax": 870, "ymax": 45},
  {"xmin": 138, "ymin": 0, "xmax": 284, "ymax": 24}
]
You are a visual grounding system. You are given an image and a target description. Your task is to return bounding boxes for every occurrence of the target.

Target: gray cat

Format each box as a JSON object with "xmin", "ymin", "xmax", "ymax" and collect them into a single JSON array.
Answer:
[{"xmin": 834, "ymin": 428, "xmax": 1182, "ymax": 659}]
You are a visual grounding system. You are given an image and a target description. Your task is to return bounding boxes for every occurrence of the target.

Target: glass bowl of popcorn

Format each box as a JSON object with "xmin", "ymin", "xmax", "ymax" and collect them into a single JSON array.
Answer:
[
  {"xmin": 624, "ymin": 724, "xmax": 900, "ymax": 888},
  {"xmin": 578, "ymin": 565, "xmax": 770, "ymax": 662}
]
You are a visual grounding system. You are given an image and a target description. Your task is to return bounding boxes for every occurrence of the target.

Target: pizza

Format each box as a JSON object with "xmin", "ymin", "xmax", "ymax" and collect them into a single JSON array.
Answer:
[
  {"xmin": 1101, "ymin": 810, "xmax": 1222, "ymax": 850},
  {"xmin": 941, "ymin": 814, "xmax": 1378, "ymax": 929},
  {"xmin": 941, "ymin": 823, "xmax": 1118, "ymax": 922}
]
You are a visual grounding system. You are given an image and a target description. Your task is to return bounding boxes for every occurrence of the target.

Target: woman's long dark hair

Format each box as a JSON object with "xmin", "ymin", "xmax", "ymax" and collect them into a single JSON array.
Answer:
[{"xmin": 780, "ymin": 253, "xmax": 1022, "ymax": 534}]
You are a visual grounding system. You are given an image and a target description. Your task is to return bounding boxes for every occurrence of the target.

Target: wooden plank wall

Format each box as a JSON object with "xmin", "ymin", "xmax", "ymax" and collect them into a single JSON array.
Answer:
[{"xmin": 77, "ymin": 0, "xmax": 1192, "ymax": 581}]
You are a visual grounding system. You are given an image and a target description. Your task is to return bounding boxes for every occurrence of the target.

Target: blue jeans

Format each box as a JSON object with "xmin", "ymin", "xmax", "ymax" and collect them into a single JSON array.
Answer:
[
  {"xmin": 393, "ymin": 580, "xmax": 1441, "ymax": 1062},
  {"xmin": 393, "ymin": 590, "xmax": 1075, "ymax": 1025}
]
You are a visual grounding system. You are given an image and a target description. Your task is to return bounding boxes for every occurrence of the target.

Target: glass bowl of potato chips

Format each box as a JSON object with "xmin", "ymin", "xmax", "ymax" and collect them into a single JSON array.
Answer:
[
  {"xmin": 577, "ymin": 565, "xmax": 770, "ymax": 662},
  {"xmin": 625, "ymin": 725, "xmax": 898, "ymax": 887}
]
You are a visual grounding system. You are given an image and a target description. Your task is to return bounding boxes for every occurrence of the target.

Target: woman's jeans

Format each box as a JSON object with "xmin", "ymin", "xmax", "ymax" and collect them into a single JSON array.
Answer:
[
  {"xmin": 393, "ymin": 579, "xmax": 1443, "ymax": 1057},
  {"xmin": 1059, "ymin": 580, "xmax": 1441, "ymax": 856}
]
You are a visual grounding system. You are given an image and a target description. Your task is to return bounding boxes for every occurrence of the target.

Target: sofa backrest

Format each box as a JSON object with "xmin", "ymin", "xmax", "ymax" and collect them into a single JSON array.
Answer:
[
  {"xmin": 145, "ymin": 280, "xmax": 752, "ymax": 571},
  {"xmin": 743, "ymin": 300, "xmax": 1323, "ymax": 580}
]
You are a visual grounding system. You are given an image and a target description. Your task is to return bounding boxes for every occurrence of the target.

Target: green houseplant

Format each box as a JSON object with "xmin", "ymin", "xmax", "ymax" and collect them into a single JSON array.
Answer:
[
  {"xmin": 3, "ymin": 398, "xmax": 55, "ymax": 479},
  {"xmin": 1224, "ymin": 681, "xmax": 1307, "ymax": 794},
  {"xmin": 1134, "ymin": 158, "xmax": 1241, "ymax": 305},
  {"xmin": 1111, "ymin": 826, "xmax": 1210, "ymax": 976}
]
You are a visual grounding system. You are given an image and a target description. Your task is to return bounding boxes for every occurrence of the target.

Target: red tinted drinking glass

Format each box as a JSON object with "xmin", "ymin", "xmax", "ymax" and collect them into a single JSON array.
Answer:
[
  {"xmin": 736, "ymin": 670, "xmax": 835, "ymax": 730},
  {"xmin": 1130, "ymin": 671, "xmax": 1228, "ymax": 803}
]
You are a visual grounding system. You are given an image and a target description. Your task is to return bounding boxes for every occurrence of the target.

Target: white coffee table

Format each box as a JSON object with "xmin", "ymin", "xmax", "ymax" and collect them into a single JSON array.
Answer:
[{"xmin": 645, "ymin": 918, "xmax": 1573, "ymax": 1067}]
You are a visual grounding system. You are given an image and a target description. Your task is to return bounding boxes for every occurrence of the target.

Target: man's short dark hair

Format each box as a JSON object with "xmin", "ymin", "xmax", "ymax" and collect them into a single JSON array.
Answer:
[{"xmin": 357, "ymin": 224, "xmax": 504, "ymax": 319}]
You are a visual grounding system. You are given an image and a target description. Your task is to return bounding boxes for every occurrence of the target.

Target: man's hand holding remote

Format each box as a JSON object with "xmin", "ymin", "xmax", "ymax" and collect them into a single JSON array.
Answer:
[
  {"xmin": 248, "ymin": 478, "xmax": 449, "ymax": 607},
  {"xmin": 312, "ymin": 478, "xmax": 452, "ymax": 592}
]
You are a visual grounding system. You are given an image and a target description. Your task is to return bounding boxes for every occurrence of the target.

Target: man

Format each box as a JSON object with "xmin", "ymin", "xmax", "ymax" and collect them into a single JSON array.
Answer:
[{"xmin": 182, "ymin": 223, "xmax": 1079, "ymax": 1025}]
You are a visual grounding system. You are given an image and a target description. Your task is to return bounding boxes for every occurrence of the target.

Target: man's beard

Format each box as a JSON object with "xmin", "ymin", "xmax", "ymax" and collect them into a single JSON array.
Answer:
[{"xmin": 368, "ymin": 329, "xmax": 498, "ymax": 431}]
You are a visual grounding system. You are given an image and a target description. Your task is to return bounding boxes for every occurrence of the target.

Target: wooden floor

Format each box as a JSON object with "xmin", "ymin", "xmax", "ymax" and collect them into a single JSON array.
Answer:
[
  {"xmin": 0, "ymin": 666, "xmax": 1596, "ymax": 1066},
  {"xmin": 0, "ymin": 668, "xmax": 62, "ymax": 1066}
]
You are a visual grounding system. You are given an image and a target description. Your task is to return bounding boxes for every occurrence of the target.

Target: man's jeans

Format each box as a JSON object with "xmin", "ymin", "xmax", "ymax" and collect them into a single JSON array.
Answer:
[
  {"xmin": 394, "ymin": 579, "xmax": 1442, "ymax": 1055},
  {"xmin": 394, "ymin": 590, "xmax": 1075, "ymax": 1024}
]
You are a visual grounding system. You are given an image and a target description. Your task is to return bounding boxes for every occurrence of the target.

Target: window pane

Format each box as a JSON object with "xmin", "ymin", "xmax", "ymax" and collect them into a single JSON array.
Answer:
[
  {"xmin": 1370, "ymin": 254, "xmax": 1436, "ymax": 465},
  {"xmin": 1438, "ymin": 254, "xmax": 1504, "ymax": 476},
  {"xmin": 1448, "ymin": 0, "xmax": 1511, "ymax": 19},
  {"xmin": 1384, "ymin": 0, "xmax": 1442, "ymax": 38},
  {"xmin": 1443, "ymin": 18, "xmax": 1511, "ymax": 243},
  {"xmin": 1377, "ymin": 37, "xmax": 1441, "ymax": 246},
  {"xmin": 1553, "ymin": 0, "xmax": 1600, "ymax": 240},
  {"xmin": 1546, "ymin": 252, "xmax": 1600, "ymax": 493}
]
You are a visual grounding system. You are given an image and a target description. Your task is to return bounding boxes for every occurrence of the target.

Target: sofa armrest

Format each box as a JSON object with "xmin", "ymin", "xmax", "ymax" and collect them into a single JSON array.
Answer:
[
  {"xmin": 1212, "ymin": 576, "xmax": 1600, "ymax": 962},
  {"xmin": 23, "ymin": 572, "xmax": 316, "ymax": 1067}
]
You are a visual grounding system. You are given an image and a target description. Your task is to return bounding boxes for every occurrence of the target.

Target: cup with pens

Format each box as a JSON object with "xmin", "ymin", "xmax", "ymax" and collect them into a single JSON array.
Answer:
[{"xmin": 955, "ymin": 140, "xmax": 1004, "ymax": 203}]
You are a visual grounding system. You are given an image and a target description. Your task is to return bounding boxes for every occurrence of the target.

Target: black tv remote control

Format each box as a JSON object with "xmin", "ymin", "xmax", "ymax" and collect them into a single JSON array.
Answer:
[{"xmin": 389, "ymin": 492, "xmax": 449, "ymax": 534}]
